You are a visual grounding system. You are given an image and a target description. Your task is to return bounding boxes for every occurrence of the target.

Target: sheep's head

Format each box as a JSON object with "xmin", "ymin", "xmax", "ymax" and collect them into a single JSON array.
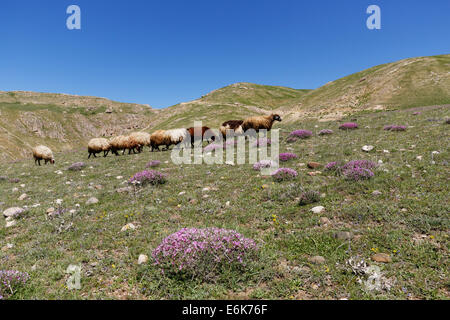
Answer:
[
  {"xmin": 272, "ymin": 114, "xmax": 282, "ymax": 122},
  {"xmin": 50, "ymin": 159, "xmax": 55, "ymax": 164}
]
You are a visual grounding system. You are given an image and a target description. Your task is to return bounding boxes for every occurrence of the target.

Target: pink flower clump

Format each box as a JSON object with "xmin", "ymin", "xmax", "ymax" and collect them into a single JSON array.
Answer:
[
  {"xmin": 128, "ymin": 170, "xmax": 167, "ymax": 186},
  {"xmin": 279, "ymin": 153, "xmax": 298, "ymax": 162},
  {"xmin": 318, "ymin": 129, "xmax": 333, "ymax": 135},
  {"xmin": 339, "ymin": 122, "xmax": 358, "ymax": 130},
  {"xmin": 152, "ymin": 228, "xmax": 258, "ymax": 279},
  {"xmin": 384, "ymin": 125, "xmax": 407, "ymax": 131},
  {"xmin": 289, "ymin": 130, "xmax": 313, "ymax": 139},
  {"xmin": 271, "ymin": 168, "xmax": 298, "ymax": 181},
  {"xmin": 253, "ymin": 160, "xmax": 277, "ymax": 171}
]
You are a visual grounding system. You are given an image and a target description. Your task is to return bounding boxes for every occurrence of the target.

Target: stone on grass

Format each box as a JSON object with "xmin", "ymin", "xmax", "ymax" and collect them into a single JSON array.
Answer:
[
  {"xmin": 46, "ymin": 207, "xmax": 55, "ymax": 215},
  {"xmin": 319, "ymin": 217, "xmax": 330, "ymax": 225},
  {"xmin": 86, "ymin": 197, "xmax": 99, "ymax": 205},
  {"xmin": 310, "ymin": 206, "xmax": 325, "ymax": 214},
  {"xmin": 372, "ymin": 190, "xmax": 382, "ymax": 196},
  {"xmin": 138, "ymin": 254, "xmax": 149, "ymax": 265},
  {"xmin": 307, "ymin": 162, "xmax": 322, "ymax": 169},
  {"xmin": 6, "ymin": 220, "xmax": 17, "ymax": 228},
  {"xmin": 117, "ymin": 186, "xmax": 132, "ymax": 193},
  {"xmin": 3, "ymin": 207, "xmax": 25, "ymax": 219},
  {"xmin": 121, "ymin": 223, "xmax": 136, "ymax": 232},
  {"xmin": 371, "ymin": 253, "xmax": 392, "ymax": 263},
  {"xmin": 308, "ymin": 256, "xmax": 326, "ymax": 264},
  {"xmin": 362, "ymin": 145, "xmax": 374, "ymax": 152},
  {"xmin": 334, "ymin": 231, "xmax": 352, "ymax": 240},
  {"xmin": 18, "ymin": 193, "xmax": 28, "ymax": 201}
]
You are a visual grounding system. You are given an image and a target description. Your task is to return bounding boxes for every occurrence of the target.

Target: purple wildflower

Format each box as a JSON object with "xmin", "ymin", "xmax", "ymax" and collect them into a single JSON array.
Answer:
[
  {"xmin": 341, "ymin": 160, "xmax": 377, "ymax": 170},
  {"xmin": 289, "ymin": 130, "xmax": 313, "ymax": 139},
  {"xmin": 318, "ymin": 129, "xmax": 333, "ymax": 135},
  {"xmin": 152, "ymin": 228, "xmax": 258, "ymax": 279},
  {"xmin": 271, "ymin": 168, "xmax": 298, "ymax": 182},
  {"xmin": 339, "ymin": 122, "xmax": 358, "ymax": 130},
  {"xmin": 0, "ymin": 270, "xmax": 30, "ymax": 299},
  {"xmin": 279, "ymin": 153, "xmax": 298, "ymax": 162},
  {"xmin": 145, "ymin": 160, "xmax": 161, "ymax": 168},
  {"xmin": 342, "ymin": 167, "xmax": 374, "ymax": 181},
  {"xmin": 253, "ymin": 160, "xmax": 277, "ymax": 171},
  {"xmin": 325, "ymin": 161, "xmax": 342, "ymax": 172},
  {"xmin": 384, "ymin": 125, "xmax": 407, "ymax": 131},
  {"xmin": 128, "ymin": 170, "xmax": 167, "ymax": 186}
]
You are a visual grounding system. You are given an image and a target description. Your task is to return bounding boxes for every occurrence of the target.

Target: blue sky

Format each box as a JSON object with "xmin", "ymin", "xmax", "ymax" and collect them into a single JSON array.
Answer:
[{"xmin": 0, "ymin": 0, "xmax": 449, "ymax": 108}]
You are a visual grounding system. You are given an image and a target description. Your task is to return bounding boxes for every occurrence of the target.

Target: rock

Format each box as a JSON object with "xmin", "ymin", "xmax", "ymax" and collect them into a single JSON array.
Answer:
[
  {"xmin": 1, "ymin": 243, "xmax": 14, "ymax": 251},
  {"xmin": 307, "ymin": 162, "xmax": 322, "ymax": 169},
  {"xmin": 371, "ymin": 253, "xmax": 392, "ymax": 263},
  {"xmin": 117, "ymin": 186, "xmax": 132, "ymax": 193},
  {"xmin": 3, "ymin": 207, "xmax": 25, "ymax": 219},
  {"xmin": 116, "ymin": 176, "xmax": 123, "ymax": 180},
  {"xmin": 202, "ymin": 194, "xmax": 209, "ymax": 199},
  {"xmin": 308, "ymin": 256, "xmax": 326, "ymax": 264},
  {"xmin": 55, "ymin": 199, "xmax": 63, "ymax": 205},
  {"xmin": 310, "ymin": 206, "xmax": 325, "ymax": 214},
  {"xmin": 225, "ymin": 201, "xmax": 231, "ymax": 207},
  {"xmin": 6, "ymin": 220, "xmax": 17, "ymax": 228},
  {"xmin": 12, "ymin": 187, "xmax": 19, "ymax": 193},
  {"xmin": 372, "ymin": 190, "xmax": 382, "ymax": 196},
  {"xmin": 362, "ymin": 145, "xmax": 374, "ymax": 152},
  {"xmin": 297, "ymin": 163, "xmax": 306, "ymax": 167},
  {"xmin": 334, "ymin": 231, "xmax": 352, "ymax": 240},
  {"xmin": 94, "ymin": 185, "xmax": 103, "ymax": 190},
  {"xmin": 308, "ymin": 171, "xmax": 322, "ymax": 176},
  {"xmin": 202, "ymin": 187, "xmax": 210, "ymax": 192},
  {"xmin": 68, "ymin": 162, "xmax": 86, "ymax": 171},
  {"xmin": 178, "ymin": 191, "xmax": 186, "ymax": 196},
  {"xmin": 319, "ymin": 217, "xmax": 330, "ymax": 225},
  {"xmin": 138, "ymin": 254, "xmax": 148, "ymax": 265},
  {"xmin": 86, "ymin": 197, "xmax": 99, "ymax": 205},
  {"xmin": 121, "ymin": 223, "xmax": 136, "ymax": 232},
  {"xmin": 416, "ymin": 156, "xmax": 423, "ymax": 160},
  {"xmin": 46, "ymin": 207, "xmax": 55, "ymax": 214},
  {"xmin": 18, "ymin": 193, "xmax": 28, "ymax": 201},
  {"xmin": 189, "ymin": 199, "xmax": 197, "ymax": 204}
]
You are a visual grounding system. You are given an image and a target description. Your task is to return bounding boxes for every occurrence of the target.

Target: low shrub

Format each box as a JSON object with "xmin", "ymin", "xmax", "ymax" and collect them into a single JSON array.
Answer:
[
  {"xmin": 0, "ymin": 270, "xmax": 30, "ymax": 300},
  {"xmin": 279, "ymin": 153, "xmax": 298, "ymax": 162},
  {"xmin": 289, "ymin": 130, "xmax": 313, "ymax": 139},
  {"xmin": 298, "ymin": 190, "xmax": 320, "ymax": 206},
  {"xmin": 271, "ymin": 168, "xmax": 298, "ymax": 182},
  {"xmin": 152, "ymin": 228, "xmax": 258, "ymax": 280},
  {"xmin": 339, "ymin": 122, "xmax": 358, "ymax": 130},
  {"xmin": 128, "ymin": 170, "xmax": 167, "ymax": 186}
]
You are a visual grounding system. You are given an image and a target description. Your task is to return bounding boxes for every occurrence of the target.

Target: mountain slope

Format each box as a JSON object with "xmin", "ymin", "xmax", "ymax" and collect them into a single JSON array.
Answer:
[{"xmin": 0, "ymin": 92, "xmax": 158, "ymax": 161}]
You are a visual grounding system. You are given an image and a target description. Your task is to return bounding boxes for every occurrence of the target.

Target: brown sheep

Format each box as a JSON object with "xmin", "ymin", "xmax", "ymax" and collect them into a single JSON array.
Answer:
[
  {"xmin": 88, "ymin": 138, "xmax": 111, "ymax": 158},
  {"xmin": 219, "ymin": 120, "xmax": 244, "ymax": 140},
  {"xmin": 150, "ymin": 129, "xmax": 186, "ymax": 151},
  {"xmin": 186, "ymin": 126, "xmax": 215, "ymax": 147},
  {"xmin": 241, "ymin": 114, "xmax": 282, "ymax": 133},
  {"xmin": 129, "ymin": 132, "xmax": 151, "ymax": 151},
  {"xmin": 110, "ymin": 135, "xmax": 142, "ymax": 155},
  {"xmin": 32, "ymin": 145, "xmax": 55, "ymax": 165}
]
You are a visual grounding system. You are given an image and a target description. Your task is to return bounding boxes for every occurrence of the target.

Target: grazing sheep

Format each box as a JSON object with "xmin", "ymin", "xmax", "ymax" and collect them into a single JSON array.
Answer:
[
  {"xmin": 219, "ymin": 120, "xmax": 244, "ymax": 140},
  {"xmin": 150, "ymin": 129, "xmax": 187, "ymax": 151},
  {"xmin": 110, "ymin": 135, "xmax": 142, "ymax": 155},
  {"xmin": 32, "ymin": 145, "xmax": 55, "ymax": 165},
  {"xmin": 186, "ymin": 126, "xmax": 215, "ymax": 147},
  {"xmin": 88, "ymin": 138, "xmax": 111, "ymax": 158},
  {"xmin": 242, "ymin": 114, "xmax": 282, "ymax": 133},
  {"xmin": 129, "ymin": 132, "xmax": 151, "ymax": 151}
]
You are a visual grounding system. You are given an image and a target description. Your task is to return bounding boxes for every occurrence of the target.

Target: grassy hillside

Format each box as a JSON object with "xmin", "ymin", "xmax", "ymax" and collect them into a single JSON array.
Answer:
[
  {"xmin": 0, "ymin": 105, "xmax": 448, "ymax": 299},
  {"xmin": 288, "ymin": 54, "xmax": 450, "ymax": 114},
  {"xmin": 0, "ymin": 92, "xmax": 158, "ymax": 162}
]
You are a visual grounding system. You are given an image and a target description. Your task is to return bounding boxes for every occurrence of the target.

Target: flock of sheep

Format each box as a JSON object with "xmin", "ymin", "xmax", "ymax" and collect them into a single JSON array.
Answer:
[{"xmin": 31, "ymin": 113, "xmax": 282, "ymax": 165}]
